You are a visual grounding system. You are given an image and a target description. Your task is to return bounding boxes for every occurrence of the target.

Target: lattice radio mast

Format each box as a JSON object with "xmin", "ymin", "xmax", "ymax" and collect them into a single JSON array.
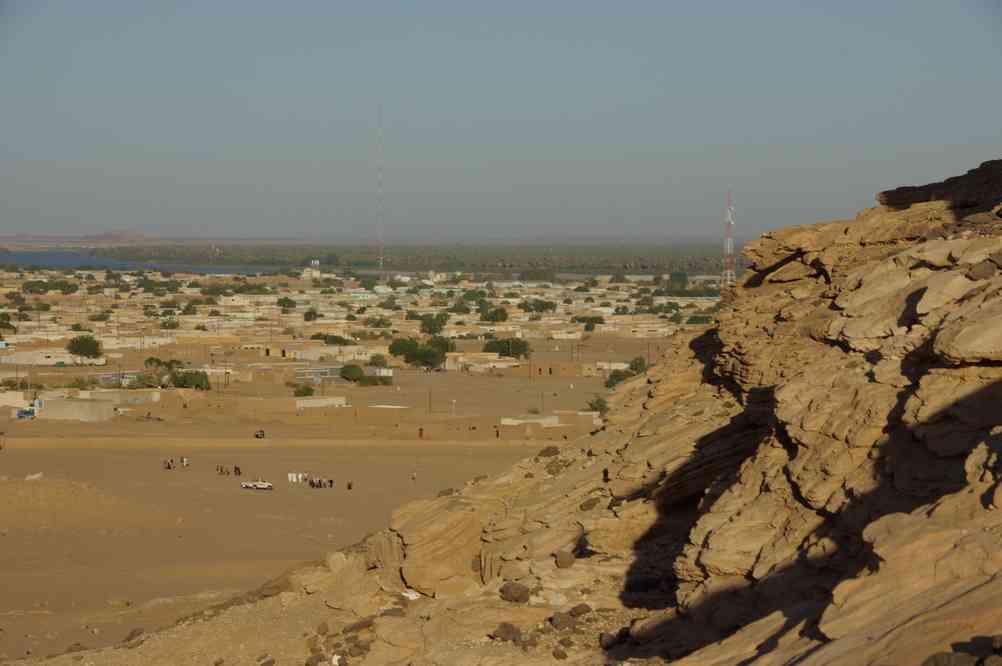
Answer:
[
  {"xmin": 722, "ymin": 190, "xmax": 736, "ymax": 287},
  {"xmin": 377, "ymin": 104, "xmax": 385, "ymax": 274}
]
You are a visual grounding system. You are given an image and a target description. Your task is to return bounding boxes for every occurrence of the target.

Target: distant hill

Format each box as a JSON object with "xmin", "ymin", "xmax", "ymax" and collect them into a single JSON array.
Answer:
[
  {"xmin": 79, "ymin": 231, "xmax": 151, "ymax": 244},
  {"xmin": 0, "ymin": 230, "xmax": 153, "ymax": 249}
]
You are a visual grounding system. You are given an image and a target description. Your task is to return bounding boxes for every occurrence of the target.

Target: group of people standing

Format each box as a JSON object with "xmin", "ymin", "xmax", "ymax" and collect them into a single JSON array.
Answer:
[
  {"xmin": 162, "ymin": 457, "xmax": 190, "ymax": 470},
  {"xmin": 156, "ymin": 458, "xmax": 364, "ymax": 492},
  {"xmin": 286, "ymin": 472, "xmax": 352, "ymax": 490}
]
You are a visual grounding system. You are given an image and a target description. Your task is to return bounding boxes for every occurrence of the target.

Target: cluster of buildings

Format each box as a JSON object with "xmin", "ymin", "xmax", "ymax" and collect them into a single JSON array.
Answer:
[{"xmin": 0, "ymin": 263, "xmax": 718, "ymax": 429}]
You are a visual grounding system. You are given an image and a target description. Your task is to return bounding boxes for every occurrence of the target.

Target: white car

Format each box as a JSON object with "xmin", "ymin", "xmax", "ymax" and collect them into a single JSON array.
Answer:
[{"xmin": 240, "ymin": 480, "xmax": 274, "ymax": 491}]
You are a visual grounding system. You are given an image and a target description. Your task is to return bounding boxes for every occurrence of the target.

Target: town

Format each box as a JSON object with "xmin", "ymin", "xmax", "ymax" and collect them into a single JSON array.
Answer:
[{"xmin": 0, "ymin": 262, "xmax": 720, "ymax": 439}]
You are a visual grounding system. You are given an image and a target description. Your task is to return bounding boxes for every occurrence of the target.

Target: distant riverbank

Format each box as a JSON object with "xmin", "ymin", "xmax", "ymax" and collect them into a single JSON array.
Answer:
[{"xmin": 0, "ymin": 249, "xmax": 276, "ymax": 275}]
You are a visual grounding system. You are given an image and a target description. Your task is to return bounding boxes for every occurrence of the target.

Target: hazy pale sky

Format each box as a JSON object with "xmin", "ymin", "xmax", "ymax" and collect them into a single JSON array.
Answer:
[{"xmin": 1, "ymin": 1, "xmax": 1000, "ymax": 243}]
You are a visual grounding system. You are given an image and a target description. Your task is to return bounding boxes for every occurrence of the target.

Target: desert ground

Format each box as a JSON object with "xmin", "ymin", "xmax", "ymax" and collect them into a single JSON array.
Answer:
[
  {"xmin": 0, "ymin": 437, "xmax": 535, "ymax": 661},
  {"xmin": 0, "ymin": 258, "xmax": 695, "ymax": 663}
]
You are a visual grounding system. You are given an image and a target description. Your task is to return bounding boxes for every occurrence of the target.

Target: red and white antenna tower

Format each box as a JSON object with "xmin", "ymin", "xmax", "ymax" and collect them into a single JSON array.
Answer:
[
  {"xmin": 377, "ymin": 104, "xmax": 385, "ymax": 274},
  {"xmin": 722, "ymin": 190, "xmax": 736, "ymax": 287}
]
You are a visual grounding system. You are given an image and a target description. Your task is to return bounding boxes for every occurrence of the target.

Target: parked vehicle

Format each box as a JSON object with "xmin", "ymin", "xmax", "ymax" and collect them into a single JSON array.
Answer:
[
  {"xmin": 240, "ymin": 479, "xmax": 274, "ymax": 491},
  {"xmin": 253, "ymin": 430, "xmax": 266, "ymax": 439}
]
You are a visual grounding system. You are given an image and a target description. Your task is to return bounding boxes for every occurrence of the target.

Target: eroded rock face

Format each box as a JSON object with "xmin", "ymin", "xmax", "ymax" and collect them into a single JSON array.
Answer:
[{"xmin": 39, "ymin": 160, "xmax": 1002, "ymax": 666}]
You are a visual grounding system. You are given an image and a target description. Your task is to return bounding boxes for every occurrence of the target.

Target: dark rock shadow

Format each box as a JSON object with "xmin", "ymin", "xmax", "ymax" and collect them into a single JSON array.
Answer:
[{"xmin": 605, "ymin": 353, "xmax": 1002, "ymax": 663}]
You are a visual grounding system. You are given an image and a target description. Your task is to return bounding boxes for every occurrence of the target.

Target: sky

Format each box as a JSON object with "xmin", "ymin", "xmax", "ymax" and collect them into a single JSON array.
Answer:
[{"xmin": 1, "ymin": 1, "xmax": 1000, "ymax": 243}]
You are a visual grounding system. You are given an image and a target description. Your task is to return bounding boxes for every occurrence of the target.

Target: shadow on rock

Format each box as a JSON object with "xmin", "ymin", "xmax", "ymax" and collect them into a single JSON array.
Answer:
[{"xmin": 606, "ymin": 362, "xmax": 1002, "ymax": 663}]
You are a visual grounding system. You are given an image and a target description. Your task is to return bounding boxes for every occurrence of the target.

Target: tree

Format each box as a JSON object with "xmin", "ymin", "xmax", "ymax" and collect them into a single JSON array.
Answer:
[
  {"xmin": 605, "ymin": 369, "xmax": 633, "ymax": 389},
  {"xmin": 277, "ymin": 296, "xmax": 297, "ymax": 309},
  {"xmin": 390, "ymin": 338, "xmax": 420, "ymax": 358},
  {"xmin": 483, "ymin": 338, "xmax": 531, "ymax": 359},
  {"xmin": 171, "ymin": 370, "xmax": 211, "ymax": 390},
  {"xmin": 573, "ymin": 315, "xmax": 604, "ymax": 332},
  {"xmin": 426, "ymin": 336, "xmax": 456, "ymax": 355},
  {"xmin": 369, "ymin": 353, "xmax": 388, "ymax": 368},
  {"xmin": 67, "ymin": 335, "xmax": 102, "ymax": 359},
  {"xmin": 315, "ymin": 333, "xmax": 353, "ymax": 346},
  {"xmin": 161, "ymin": 319, "xmax": 180, "ymax": 330},
  {"xmin": 304, "ymin": 308, "xmax": 320, "ymax": 322},
  {"xmin": 587, "ymin": 397, "xmax": 609, "ymax": 416},
  {"xmin": 340, "ymin": 364, "xmax": 365, "ymax": 382},
  {"xmin": 293, "ymin": 384, "xmax": 314, "ymax": 397},
  {"xmin": 389, "ymin": 337, "xmax": 450, "ymax": 368},
  {"xmin": 365, "ymin": 316, "xmax": 392, "ymax": 328},
  {"xmin": 420, "ymin": 312, "xmax": 449, "ymax": 335},
  {"xmin": 629, "ymin": 356, "xmax": 648, "ymax": 374},
  {"xmin": 518, "ymin": 299, "xmax": 557, "ymax": 313},
  {"xmin": 481, "ymin": 307, "xmax": 508, "ymax": 323},
  {"xmin": 411, "ymin": 345, "xmax": 445, "ymax": 368}
]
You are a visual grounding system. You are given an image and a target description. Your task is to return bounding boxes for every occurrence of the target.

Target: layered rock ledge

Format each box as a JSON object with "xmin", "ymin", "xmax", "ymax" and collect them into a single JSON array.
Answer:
[{"xmin": 30, "ymin": 160, "xmax": 1002, "ymax": 666}]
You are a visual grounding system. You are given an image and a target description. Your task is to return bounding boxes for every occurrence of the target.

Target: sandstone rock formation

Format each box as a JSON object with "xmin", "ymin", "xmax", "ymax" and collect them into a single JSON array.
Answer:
[{"xmin": 29, "ymin": 160, "xmax": 1002, "ymax": 666}]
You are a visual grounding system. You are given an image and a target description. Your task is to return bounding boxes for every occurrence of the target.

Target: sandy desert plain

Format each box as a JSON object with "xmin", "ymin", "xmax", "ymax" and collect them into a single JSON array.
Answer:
[
  {"xmin": 0, "ymin": 256, "xmax": 704, "ymax": 663},
  {"xmin": 0, "ymin": 336, "xmax": 660, "ymax": 661}
]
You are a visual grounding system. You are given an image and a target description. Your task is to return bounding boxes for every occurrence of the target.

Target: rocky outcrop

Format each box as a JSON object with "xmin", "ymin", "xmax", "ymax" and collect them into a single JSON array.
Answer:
[{"xmin": 33, "ymin": 159, "xmax": 1002, "ymax": 666}]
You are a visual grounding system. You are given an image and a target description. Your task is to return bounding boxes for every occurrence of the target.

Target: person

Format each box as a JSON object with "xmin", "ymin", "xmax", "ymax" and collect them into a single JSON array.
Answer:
[
  {"xmin": 411, "ymin": 471, "xmax": 417, "ymax": 482},
  {"xmin": 347, "ymin": 480, "xmax": 353, "ymax": 491},
  {"xmin": 234, "ymin": 465, "xmax": 241, "ymax": 476}
]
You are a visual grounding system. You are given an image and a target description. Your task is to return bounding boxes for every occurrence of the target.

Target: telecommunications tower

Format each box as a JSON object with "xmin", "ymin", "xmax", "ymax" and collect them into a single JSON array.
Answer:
[
  {"xmin": 377, "ymin": 105, "xmax": 385, "ymax": 274},
  {"xmin": 722, "ymin": 190, "xmax": 736, "ymax": 287}
]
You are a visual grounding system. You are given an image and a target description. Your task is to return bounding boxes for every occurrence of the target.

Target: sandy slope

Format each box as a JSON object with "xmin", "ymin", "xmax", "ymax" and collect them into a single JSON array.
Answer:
[{"xmin": 0, "ymin": 438, "xmax": 533, "ymax": 661}]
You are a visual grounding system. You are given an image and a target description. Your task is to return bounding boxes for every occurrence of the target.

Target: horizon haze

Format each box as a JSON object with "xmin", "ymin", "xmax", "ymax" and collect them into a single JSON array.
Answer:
[{"xmin": 2, "ymin": 1, "xmax": 1001, "ymax": 243}]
